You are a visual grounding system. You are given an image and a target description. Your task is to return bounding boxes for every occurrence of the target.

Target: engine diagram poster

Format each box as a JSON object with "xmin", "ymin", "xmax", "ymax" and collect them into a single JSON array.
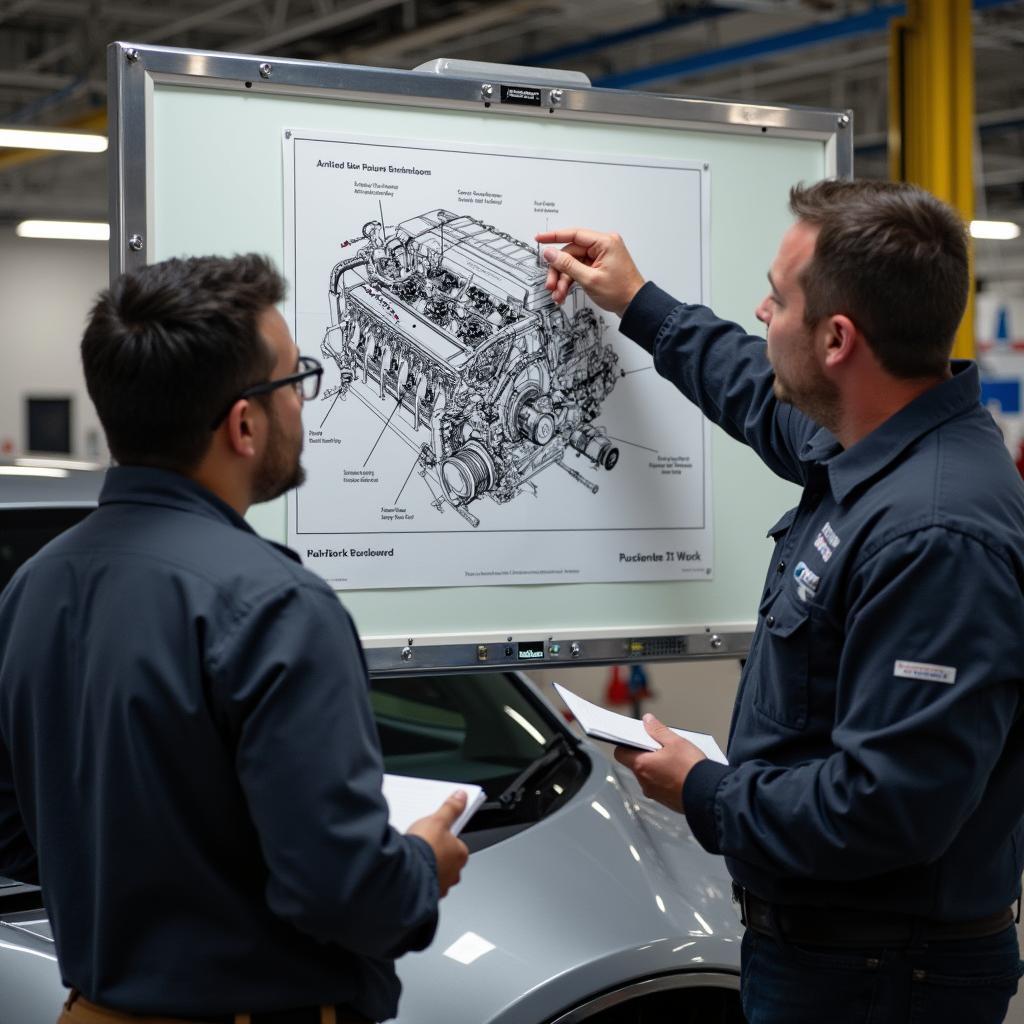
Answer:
[{"xmin": 283, "ymin": 129, "xmax": 712, "ymax": 590}]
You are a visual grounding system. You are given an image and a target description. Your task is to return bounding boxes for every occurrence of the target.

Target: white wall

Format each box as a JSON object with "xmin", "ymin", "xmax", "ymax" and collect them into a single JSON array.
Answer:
[{"xmin": 0, "ymin": 228, "xmax": 109, "ymax": 459}]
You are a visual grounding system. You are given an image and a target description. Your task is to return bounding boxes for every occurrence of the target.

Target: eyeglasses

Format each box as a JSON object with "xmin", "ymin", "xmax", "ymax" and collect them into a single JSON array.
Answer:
[{"xmin": 210, "ymin": 355, "xmax": 323, "ymax": 429}]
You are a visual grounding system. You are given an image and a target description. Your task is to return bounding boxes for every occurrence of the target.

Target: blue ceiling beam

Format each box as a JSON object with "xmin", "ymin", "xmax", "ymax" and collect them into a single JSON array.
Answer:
[
  {"xmin": 592, "ymin": 0, "xmax": 1019, "ymax": 91},
  {"xmin": 513, "ymin": 7, "xmax": 736, "ymax": 67}
]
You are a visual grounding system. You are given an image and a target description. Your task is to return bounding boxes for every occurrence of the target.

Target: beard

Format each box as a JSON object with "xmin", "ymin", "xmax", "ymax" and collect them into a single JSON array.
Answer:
[
  {"xmin": 772, "ymin": 359, "xmax": 840, "ymax": 436},
  {"xmin": 252, "ymin": 406, "xmax": 305, "ymax": 503}
]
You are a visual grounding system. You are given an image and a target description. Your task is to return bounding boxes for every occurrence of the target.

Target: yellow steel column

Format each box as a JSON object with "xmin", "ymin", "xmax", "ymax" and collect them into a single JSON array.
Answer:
[{"xmin": 889, "ymin": 0, "xmax": 976, "ymax": 360}]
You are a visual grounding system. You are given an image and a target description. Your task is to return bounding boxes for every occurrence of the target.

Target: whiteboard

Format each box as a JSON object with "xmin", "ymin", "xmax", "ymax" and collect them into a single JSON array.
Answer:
[{"xmin": 108, "ymin": 42, "xmax": 852, "ymax": 672}]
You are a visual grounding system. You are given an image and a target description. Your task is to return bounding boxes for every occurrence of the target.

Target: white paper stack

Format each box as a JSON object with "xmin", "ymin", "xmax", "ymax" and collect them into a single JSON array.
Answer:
[
  {"xmin": 552, "ymin": 682, "xmax": 728, "ymax": 764},
  {"xmin": 382, "ymin": 774, "xmax": 486, "ymax": 835}
]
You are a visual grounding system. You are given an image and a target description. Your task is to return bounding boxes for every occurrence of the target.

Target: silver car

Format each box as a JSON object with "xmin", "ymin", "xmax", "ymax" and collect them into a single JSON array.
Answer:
[{"xmin": 0, "ymin": 467, "xmax": 743, "ymax": 1024}]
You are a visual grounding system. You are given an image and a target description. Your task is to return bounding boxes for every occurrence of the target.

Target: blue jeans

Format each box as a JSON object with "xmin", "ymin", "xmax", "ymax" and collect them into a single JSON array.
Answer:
[{"xmin": 741, "ymin": 923, "xmax": 1024, "ymax": 1024}]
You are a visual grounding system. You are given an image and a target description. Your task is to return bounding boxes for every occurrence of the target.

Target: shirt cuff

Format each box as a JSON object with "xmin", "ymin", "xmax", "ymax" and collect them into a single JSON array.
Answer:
[
  {"xmin": 406, "ymin": 833, "xmax": 438, "ymax": 878},
  {"xmin": 682, "ymin": 758, "xmax": 731, "ymax": 855},
  {"xmin": 619, "ymin": 282, "xmax": 682, "ymax": 355}
]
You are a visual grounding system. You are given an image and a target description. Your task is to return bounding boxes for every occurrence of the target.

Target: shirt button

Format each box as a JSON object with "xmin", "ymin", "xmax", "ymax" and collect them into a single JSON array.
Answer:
[
  {"xmin": 776, "ymin": 561, "xmax": 786, "ymax": 573},
  {"xmin": 766, "ymin": 615, "xmax": 776, "ymax": 627}
]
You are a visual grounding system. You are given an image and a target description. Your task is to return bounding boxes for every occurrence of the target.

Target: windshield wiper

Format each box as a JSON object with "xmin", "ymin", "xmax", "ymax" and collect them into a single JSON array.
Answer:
[{"xmin": 496, "ymin": 732, "xmax": 578, "ymax": 810}]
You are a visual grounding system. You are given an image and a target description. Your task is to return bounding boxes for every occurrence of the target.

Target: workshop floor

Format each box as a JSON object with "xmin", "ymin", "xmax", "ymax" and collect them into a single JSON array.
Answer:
[{"xmin": 529, "ymin": 659, "xmax": 1024, "ymax": 1023}]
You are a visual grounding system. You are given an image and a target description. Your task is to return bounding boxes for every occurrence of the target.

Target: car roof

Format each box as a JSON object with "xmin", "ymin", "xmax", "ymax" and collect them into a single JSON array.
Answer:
[{"xmin": 0, "ymin": 461, "xmax": 105, "ymax": 506}]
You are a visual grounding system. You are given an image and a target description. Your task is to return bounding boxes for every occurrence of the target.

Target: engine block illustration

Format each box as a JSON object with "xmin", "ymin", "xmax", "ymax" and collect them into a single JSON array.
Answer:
[{"xmin": 321, "ymin": 209, "xmax": 621, "ymax": 527}]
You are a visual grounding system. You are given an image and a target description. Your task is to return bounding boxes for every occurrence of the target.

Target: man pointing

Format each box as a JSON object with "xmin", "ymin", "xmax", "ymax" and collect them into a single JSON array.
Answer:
[{"xmin": 537, "ymin": 180, "xmax": 1024, "ymax": 1024}]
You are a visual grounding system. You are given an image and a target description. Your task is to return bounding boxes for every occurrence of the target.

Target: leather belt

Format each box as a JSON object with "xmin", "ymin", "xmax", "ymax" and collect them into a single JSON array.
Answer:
[
  {"xmin": 64, "ymin": 992, "xmax": 370, "ymax": 1024},
  {"xmin": 733, "ymin": 884, "xmax": 1015, "ymax": 948}
]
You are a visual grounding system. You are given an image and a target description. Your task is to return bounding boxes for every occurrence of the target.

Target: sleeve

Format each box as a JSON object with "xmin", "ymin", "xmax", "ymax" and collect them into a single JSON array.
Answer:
[
  {"xmin": 683, "ymin": 527, "xmax": 1024, "ymax": 879},
  {"xmin": 619, "ymin": 282, "xmax": 817, "ymax": 485},
  {"xmin": 208, "ymin": 581, "xmax": 439, "ymax": 958},
  {"xmin": 0, "ymin": 733, "xmax": 38, "ymax": 885}
]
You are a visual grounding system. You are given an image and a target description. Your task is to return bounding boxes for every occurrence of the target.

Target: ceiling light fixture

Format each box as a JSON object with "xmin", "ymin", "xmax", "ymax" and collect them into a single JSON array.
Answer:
[
  {"xmin": 16, "ymin": 221, "xmax": 110, "ymax": 242},
  {"xmin": 0, "ymin": 467, "xmax": 69, "ymax": 479},
  {"xmin": 15, "ymin": 458, "xmax": 101, "ymax": 472},
  {"xmin": 970, "ymin": 220, "xmax": 1021, "ymax": 241},
  {"xmin": 0, "ymin": 126, "xmax": 107, "ymax": 153}
]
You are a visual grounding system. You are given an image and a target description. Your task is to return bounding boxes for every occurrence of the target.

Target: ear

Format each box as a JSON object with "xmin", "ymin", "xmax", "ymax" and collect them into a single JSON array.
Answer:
[
  {"xmin": 821, "ymin": 314, "xmax": 858, "ymax": 370},
  {"xmin": 222, "ymin": 398, "xmax": 261, "ymax": 459}
]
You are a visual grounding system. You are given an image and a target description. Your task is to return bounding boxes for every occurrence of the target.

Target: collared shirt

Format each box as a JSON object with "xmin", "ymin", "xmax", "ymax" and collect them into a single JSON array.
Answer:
[
  {"xmin": 621, "ymin": 283, "xmax": 1024, "ymax": 920},
  {"xmin": 0, "ymin": 467, "xmax": 438, "ymax": 1020}
]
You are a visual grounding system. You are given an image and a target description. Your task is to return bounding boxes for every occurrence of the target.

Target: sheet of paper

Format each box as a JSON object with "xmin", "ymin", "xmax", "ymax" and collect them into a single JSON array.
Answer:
[
  {"xmin": 552, "ymin": 682, "xmax": 728, "ymax": 764},
  {"xmin": 382, "ymin": 774, "xmax": 485, "ymax": 835},
  {"xmin": 283, "ymin": 128, "xmax": 714, "ymax": 590}
]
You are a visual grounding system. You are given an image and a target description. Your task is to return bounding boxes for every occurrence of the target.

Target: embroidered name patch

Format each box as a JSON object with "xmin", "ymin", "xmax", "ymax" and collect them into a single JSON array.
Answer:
[
  {"xmin": 894, "ymin": 660, "xmax": 957, "ymax": 685},
  {"xmin": 821, "ymin": 521, "xmax": 841, "ymax": 548},
  {"xmin": 814, "ymin": 534, "xmax": 833, "ymax": 562}
]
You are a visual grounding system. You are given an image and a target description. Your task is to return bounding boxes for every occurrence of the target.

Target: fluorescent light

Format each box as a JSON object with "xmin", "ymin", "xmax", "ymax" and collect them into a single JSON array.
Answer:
[
  {"xmin": 16, "ymin": 220, "xmax": 109, "ymax": 241},
  {"xmin": 16, "ymin": 458, "xmax": 101, "ymax": 471},
  {"xmin": 0, "ymin": 126, "xmax": 106, "ymax": 153},
  {"xmin": 0, "ymin": 467, "xmax": 69, "ymax": 478},
  {"xmin": 970, "ymin": 220, "xmax": 1021, "ymax": 241}
]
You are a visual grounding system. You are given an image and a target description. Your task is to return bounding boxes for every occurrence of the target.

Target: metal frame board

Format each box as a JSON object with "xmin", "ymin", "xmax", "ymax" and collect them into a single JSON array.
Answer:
[{"xmin": 107, "ymin": 41, "xmax": 853, "ymax": 675}]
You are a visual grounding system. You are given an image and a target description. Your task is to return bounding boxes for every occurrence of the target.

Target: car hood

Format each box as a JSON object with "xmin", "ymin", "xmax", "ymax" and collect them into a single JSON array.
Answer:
[
  {"xmin": 0, "ymin": 743, "xmax": 740, "ymax": 1024},
  {"xmin": 393, "ymin": 740, "xmax": 740, "ymax": 1024}
]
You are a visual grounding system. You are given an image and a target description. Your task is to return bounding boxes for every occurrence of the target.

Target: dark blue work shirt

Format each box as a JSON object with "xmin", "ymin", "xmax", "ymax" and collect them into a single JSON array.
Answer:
[
  {"xmin": 0, "ymin": 467, "xmax": 438, "ymax": 1020},
  {"xmin": 621, "ymin": 283, "xmax": 1024, "ymax": 922}
]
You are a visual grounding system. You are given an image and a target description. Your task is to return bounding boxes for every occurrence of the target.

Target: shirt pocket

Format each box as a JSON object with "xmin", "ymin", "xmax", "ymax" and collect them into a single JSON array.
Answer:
[
  {"xmin": 760, "ymin": 506, "xmax": 798, "ymax": 596},
  {"xmin": 753, "ymin": 586, "xmax": 810, "ymax": 730}
]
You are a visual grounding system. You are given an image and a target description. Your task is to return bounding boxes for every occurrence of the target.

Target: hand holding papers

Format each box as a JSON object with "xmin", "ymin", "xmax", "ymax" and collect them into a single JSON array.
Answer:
[
  {"xmin": 552, "ymin": 682, "xmax": 728, "ymax": 764},
  {"xmin": 382, "ymin": 774, "xmax": 485, "ymax": 835},
  {"xmin": 553, "ymin": 682, "xmax": 727, "ymax": 815},
  {"xmin": 386, "ymin": 774, "xmax": 481, "ymax": 897}
]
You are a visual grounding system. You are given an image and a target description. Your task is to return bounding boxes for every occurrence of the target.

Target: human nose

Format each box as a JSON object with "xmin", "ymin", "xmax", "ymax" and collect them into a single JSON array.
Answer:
[{"xmin": 755, "ymin": 295, "xmax": 771, "ymax": 326}]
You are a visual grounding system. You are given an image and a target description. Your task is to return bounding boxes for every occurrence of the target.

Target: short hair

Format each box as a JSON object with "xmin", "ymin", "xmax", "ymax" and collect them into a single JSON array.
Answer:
[
  {"xmin": 789, "ymin": 180, "xmax": 969, "ymax": 378},
  {"xmin": 81, "ymin": 254, "xmax": 286, "ymax": 471}
]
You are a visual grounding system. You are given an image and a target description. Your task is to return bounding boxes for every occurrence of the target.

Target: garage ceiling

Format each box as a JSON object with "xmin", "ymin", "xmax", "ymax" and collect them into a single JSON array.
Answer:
[{"xmin": 1, "ymin": 0, "xmax": 1021, "ymax": 285}]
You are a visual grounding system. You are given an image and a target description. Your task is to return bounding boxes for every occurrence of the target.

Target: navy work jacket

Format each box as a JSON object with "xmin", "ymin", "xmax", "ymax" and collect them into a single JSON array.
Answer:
[
  {"xmin": 0, "ymin": 467, "xmax": 438, "ymax": 1021},
  {"xmin": 621, "ymin": 282, "xmax": 1024, "ymax": 922}
]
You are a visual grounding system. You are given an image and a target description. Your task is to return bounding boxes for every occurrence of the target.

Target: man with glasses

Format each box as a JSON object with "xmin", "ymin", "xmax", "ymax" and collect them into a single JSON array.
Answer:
[{"xmin": 0, "ymin": 254, "xmax": 468, "ymax": 1024}]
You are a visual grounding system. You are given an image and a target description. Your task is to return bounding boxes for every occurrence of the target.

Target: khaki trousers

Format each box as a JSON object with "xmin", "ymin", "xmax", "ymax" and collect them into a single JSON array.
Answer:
[{"xmin": 58, "ymin": 991, "xmax": 341, "ymax": 1024}]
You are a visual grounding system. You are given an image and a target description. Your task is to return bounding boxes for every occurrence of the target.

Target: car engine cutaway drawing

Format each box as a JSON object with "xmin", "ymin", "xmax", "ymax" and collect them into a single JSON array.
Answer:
[{"xmin": 321, "ymin": 209, "xmax": 621, "ymax": 527}]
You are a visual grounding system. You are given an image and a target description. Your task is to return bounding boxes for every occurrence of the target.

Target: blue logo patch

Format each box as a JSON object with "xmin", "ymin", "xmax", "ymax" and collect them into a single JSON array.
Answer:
[{"xmin": 793, "ymin": 561, "xmax": 820, "ymax": 602}]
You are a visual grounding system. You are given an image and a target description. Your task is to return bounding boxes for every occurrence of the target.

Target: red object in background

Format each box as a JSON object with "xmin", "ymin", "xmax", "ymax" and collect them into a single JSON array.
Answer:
[
  {"xmin": 1016, "ymin": 440, "xmax": 1024, "ymax": 480},
  {"xmin": 605, "ymin": 664, "xmax": 632, "ymax": 706},
  {"xmin": 1, "ymin": 439, "xmax": 12, "ymax": 454}
]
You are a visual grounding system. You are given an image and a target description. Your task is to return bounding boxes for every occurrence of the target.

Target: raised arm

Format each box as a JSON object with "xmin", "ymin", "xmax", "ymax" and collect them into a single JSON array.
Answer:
[{"xmin": 537, "ymin": 228, "xmax": 818, "ymax": 485}]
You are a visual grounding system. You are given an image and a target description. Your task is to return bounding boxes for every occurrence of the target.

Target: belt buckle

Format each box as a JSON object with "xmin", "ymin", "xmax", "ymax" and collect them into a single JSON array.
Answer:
[{"xmin": 731, "ymin": 882, "xmax": 749, "ymax": 927}]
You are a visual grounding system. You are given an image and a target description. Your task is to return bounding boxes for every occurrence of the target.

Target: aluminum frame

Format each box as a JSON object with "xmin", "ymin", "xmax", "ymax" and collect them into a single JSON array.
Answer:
[
  {"xmin": 106, "ymin": 41, "xmax": 851, "ymax": 673},
  {"xmin": 107, "ymin": 40, "xmax": 853, "ymax": 279}
]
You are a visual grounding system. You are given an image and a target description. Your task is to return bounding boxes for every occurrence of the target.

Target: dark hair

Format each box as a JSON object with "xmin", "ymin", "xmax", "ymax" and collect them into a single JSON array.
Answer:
[
  {"xmin": 81, "ymin": 254, "xmax": 286, "ymax": 471},
  {"xmin": 789, "ymin": 180, "xmax": 969, "ymax": 378}
]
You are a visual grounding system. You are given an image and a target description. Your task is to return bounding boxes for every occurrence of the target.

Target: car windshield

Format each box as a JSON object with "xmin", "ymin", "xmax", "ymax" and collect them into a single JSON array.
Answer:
[
  {"xmin": 370, "ymin": 673, "xmax": 586, "ymax": 842},
  {"xmin": 0, "ymin": 491, "xmax": 588, "ymax": 848}
]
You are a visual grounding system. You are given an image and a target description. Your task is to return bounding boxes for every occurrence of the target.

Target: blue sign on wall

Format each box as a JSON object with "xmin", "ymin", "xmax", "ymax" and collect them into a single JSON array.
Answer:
[{"xmin": 980, "ymin": 378, "xmax": 1022, "ymax": 414}]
